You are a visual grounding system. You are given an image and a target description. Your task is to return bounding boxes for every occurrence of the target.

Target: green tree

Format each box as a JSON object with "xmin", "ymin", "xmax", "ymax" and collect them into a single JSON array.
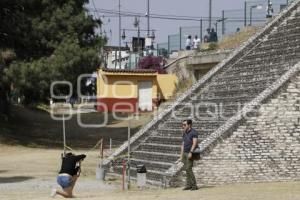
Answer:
[{"xmin": 1, "ymin": 0, "xmax": 104, "ymax": 104}]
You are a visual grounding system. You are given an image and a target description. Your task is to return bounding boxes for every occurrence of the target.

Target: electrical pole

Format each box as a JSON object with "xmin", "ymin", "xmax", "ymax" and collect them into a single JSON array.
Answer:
[
  {"xmin": 62, "ymin": 114, "xmax": 66, "ymax": 156},
  {"xmin": 118, "ymin": 0, "xmax": 122, "ymax": 69},
  {"xmin": 250, "ymin": 6, "xmax": 253, "ymax": 26},
  {"xmin": 200, "ymin": 19, "xmax": 203, "ymax": 42},
  {"xmin": 244, "ymin": 1, "xmax": 247, "ymax": 27},
  {"xmin": 222, "ymin": 10, "xmax": 225, "ymax": 35},
  {"xmin": 147, "ymin": 0, "xmax": 150, "ymax": 37},
  {"xmin": 209, "ymin": 0, "xmax": 212, "ymax": 30}
]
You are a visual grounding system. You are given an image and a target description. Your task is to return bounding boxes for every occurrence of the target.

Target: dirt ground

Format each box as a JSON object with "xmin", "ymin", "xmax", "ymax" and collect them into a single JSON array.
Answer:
[
  {"xmin": 0, "ymin": 145, "xmax": 300, "ymax": 200},
  {"xmin": 1, "ymin": 106, "xmax": 300, "ymax": 200},
  {"xmin": 0, "ymin": 144, "xmax": 300, "ymax": 200}
]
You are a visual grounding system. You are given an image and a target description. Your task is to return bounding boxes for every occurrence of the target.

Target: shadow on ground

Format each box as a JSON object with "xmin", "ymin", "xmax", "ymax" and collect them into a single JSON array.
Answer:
[
  {"xmin": 0, "ymin": 176, "xmax": 34, "ymax": 183},
  {"xmin": 0, "ymin": 106, "xmax": 151, "ymax": 149}
]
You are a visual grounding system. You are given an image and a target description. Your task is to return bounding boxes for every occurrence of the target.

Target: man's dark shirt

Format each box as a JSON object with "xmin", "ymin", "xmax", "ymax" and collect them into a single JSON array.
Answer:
[
  {"xmin": 59, "ymin": 154, "xmax": 86, "ymax": 176},
  {"xmin": 182, "ymin": 128, "xmax": 198, "ymax": 153}
]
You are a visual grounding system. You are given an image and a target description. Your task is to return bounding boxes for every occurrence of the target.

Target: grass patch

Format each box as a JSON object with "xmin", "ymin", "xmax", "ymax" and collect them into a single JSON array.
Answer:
[
  {"xmin": 196, "ymin": 26, "xmax": 261, "ymax": 53},
  {"xmin": 217, "ymin": 26, "xmax": 261, "ymax": 50}
]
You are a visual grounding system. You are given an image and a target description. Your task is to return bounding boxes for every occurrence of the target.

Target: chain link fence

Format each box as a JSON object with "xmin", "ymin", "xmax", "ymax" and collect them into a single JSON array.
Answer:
[{"xmin": 157, "ymin": 0, "xmax": 294, "ymax": 55}]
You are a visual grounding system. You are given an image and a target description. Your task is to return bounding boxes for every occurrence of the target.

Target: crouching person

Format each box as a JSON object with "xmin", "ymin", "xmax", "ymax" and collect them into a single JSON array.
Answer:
[{"xmin": 51, "ymin": 152, "xmax": 86, "ymax": 198}]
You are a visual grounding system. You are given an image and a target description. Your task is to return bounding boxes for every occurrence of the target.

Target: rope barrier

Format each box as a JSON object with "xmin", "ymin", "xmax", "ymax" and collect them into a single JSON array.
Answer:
[{"xmin": 64, "ymin": 139, "xmax": 102, "ymax": 152}]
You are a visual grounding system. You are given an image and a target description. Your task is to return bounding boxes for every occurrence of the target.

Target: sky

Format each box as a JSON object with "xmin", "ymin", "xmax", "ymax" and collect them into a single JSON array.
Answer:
[{"xmin": 86, "ymin": 0, "xmax": 267, "ymax": 46}]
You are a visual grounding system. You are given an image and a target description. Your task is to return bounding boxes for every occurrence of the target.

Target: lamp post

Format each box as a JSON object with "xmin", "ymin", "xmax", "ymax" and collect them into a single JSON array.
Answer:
[
  {"xmin": 147, "ymin": 0, "xmax": 150, "ymax": 37},
  {"xmin": 122, "ymin": 29, "xmax": 126, "ymax": 40},
  {"xmin": 118, "ymin": 0, "xmax": 122, "ymax": 69},
  {"xmin": 250, "ymin": 4, "xmax": 262, "ymax": 26},
  {"xmin": 133, "ymin": 17, "xmax": 141, "ymax": 55},
  {"xmin": 209, "ymin": 0, "xmax": 212, "ymax": 30},
  {"xmin": 244, "ymin": 1, "xmax": 247, "ymax": 27},
  {"xmin": 149, "ymin": 30, "xmax": 155, "ymax": 51},
  {"xmin": 151, "ymin": 30, "xmax": 155, "ymax": 40}
]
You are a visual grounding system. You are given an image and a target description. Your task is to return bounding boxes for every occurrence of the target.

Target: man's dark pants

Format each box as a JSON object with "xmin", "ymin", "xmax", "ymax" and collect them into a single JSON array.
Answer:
[{"xmin": 182, "ymin": 152, "xmax": 197, "ymax": 189}]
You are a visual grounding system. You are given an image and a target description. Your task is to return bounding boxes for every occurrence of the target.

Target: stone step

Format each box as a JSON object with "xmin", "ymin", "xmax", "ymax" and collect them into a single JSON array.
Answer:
[
  {"xmin": 167, "ymin": 114, "xmax": 222, "ymax": 121},
  {"xmin": 172, "ymin": 107, "xmax": 245, "ymax": 118},
  {"xmin": 165, "ymin": 116, "xmax": 228, "ymax": 126},
  {"xmin": 254, "ymin": 38, "xmax": 300, "ymax": 51},
  {"xmin": 277, "ymin": 21, "xmax": 300, "ymax": 32},
  {"xmin": 233, "ymin": 56, "xmax": 297, "ymax": 67},
  {"xmin": 164, "ymin": 119, "xmax": 225, "ymax": 127},
  {"xmin": 239, "ymin": 54, "xmax": 299, "ymax": 65},
  {"xmin": 175, "ymin": 102, "xmax": 246, "ymax": 110},
  {"xmin": 199, "ymin": 90, "xmax": 263, "ymax": 101},
  {"xmin": 246, "ymin": 46, "xmax": 300, "ymax": 59},
  {"xmin": 294, "ymin": 11, "xmax": 300, "ymax": 17},
  {"xmin": 194, "ymin": 95, "xmax": 256, "ymax": 104},
  {"xmin": 228, "ymin": 59, "xmax": 290, "ymax": 71},
  {"xmin": 112, "ymin": 166, "xmax": 168, "ymax": 184},
  {"xmin": 155, "ymin": 128, "xmax": 212, "ymax": 138},
  {"xmin": 269, "ymin": 26, "xmax": 300, "ymax": 38},
  {"xmin": 126, "ymin": 157, "xmax": 173, "ymax": 171},
  {"xmin": 223, "ymin": 69, "xmax": 293, "ymax": 81},
  {"xmin": 146, "ymin": 136, "xmax": 183, "ymax": 146},
  {"xmin": 218, "ymin": 67, "xmax": 289, "ymax": 80},
  {"xmin": 173, "ymin": 106, "xmax": 248, "ymax": 117},
  {"xmin": 168, "ymin": 114, "xmax": 235, "ymax": 122},
  {"xmin": 286, "ymin": 16, "xmax": 300, "ymax": 25},
  {"xmin": 177, "ymin": 109, "xmax": 242, "ymax": 117},
  {"xmin": 232, "ymin": 58, "xmax": 298, "ymax": 69},
  {"xmin": 200, "ymin": 87, "xmax": 265, "ymax": 97},
  {"xmin": 156, "ymin": 131, "xmax": 213, "ymax": 139},
  {"xmin": 263, "ymin": 31, "xmax": 300, "ymax": 44},
  {"xmin": 211, "ymin": 71, "xmax": 282, "ymax": 84},
  {"xmin": 131, "ymin": 150, "xmax": 180, "ymax": 163},
  {"xmin": 212, "ymin": 64, "xmax": 288, "ymax": 81},
  {"xmin": 208, "ymin": 75, "xmax": 279, "ymax": 88},
  {"xmin": 207, "ymin": 80, "xmax": 273, "ymax": 91},
  {"xmin": 139, "ymin": 143, "xmax": 181, "ymax": 155},
  {"xmin": 268, "ymin": 25, "xmax": 300, "ymax": 36},
  {"xmin": 246, "ymin": 46, "xmax": 300, "ymax": 58}
]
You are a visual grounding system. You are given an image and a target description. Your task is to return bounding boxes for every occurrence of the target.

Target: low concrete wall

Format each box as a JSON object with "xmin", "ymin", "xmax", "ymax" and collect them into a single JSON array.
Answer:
[
  {"xmin": 165, "ymin": 50, "xmax": 232, "ymax": 81},
  {"xmin": 188, "ymin": 50, "xmax": 232, "ymax": 80}
]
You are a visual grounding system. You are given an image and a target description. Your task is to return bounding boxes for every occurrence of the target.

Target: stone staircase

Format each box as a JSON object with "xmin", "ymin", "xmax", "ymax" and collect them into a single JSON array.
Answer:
[{"xmin": 104, "ymin": 1, "xmax": 300, "ymax": 186}]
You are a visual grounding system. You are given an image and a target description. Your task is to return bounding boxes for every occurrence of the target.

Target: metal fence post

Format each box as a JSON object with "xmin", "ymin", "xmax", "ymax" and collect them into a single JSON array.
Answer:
[
  {"xmin": 244, "ymin": 1, "xmax": 247, "ymax": 27},
  {"xmin": 222, "ymin": 10, "xmax": 225, "ymax": 35},
  {"xmin": 179, "ymin": 27, "xmax": 182, "ymax": 50},
  {"xmin": 168, "ymin": 35, "xmax": 170, "ymax": 54},
  {"xmin": 200, "ymin": 19, "xmax": 203, "ymax": 42}
]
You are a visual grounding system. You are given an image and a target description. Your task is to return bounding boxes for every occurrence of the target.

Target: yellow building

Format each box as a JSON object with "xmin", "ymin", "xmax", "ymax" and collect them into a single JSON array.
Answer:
[{"xmin": 97, "ymin": 68, "xmax": 178, "ymax": 112}]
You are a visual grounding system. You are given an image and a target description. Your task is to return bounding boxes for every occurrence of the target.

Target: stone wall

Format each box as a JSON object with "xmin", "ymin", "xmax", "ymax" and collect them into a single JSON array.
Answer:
[{"xmin": 193, "ymin": 72, "xmax": 300, "ymax": 186}]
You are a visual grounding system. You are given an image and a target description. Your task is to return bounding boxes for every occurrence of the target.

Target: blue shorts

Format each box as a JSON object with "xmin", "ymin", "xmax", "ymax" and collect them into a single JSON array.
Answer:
[{"xmin": 57, "ymin": 175, "xmax": 72, "ymax": 189}]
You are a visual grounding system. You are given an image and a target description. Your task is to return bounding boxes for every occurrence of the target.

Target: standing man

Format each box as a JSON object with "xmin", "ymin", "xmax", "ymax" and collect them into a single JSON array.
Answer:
[
  {"xmin": 180, "ymin": 119, "xmax": 198, "ymax": 190},
  {"xmin": 210, "ymin": 28, "xmax": 218, "ymax": 42},
  {"xmin": 204, "ymin": 28, "xmax": 211, "ymax": 43},
  {"xmin": 185, "ymin": 35, "xmax": 192, "ymax": 50},
  {"xmin": 193, "ymin": 35, "xmax": 201, "ymax": 50}
]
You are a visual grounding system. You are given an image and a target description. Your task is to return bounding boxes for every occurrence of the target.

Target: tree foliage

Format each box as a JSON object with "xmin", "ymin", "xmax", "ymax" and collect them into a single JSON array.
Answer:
[
  {"xmin": 0, "ymin": 0, "xmax": 104, "ymax": 104},
  {"xmin": 138, "ymin": 55, "xmax": 167, "ymax": 74}
]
